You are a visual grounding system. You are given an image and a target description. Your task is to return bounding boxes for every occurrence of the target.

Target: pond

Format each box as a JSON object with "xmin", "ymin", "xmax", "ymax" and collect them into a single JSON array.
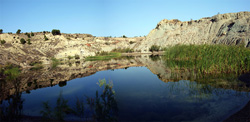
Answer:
[{"xmin": 1, "ymin": 55, "xmax": 250, "ymax": 121}]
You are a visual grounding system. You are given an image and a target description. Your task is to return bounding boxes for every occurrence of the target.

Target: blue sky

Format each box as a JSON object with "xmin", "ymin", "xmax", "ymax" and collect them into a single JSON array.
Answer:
[{"xmin": 0, "ymin": 0, "xmax": 249, "ymax": 37}]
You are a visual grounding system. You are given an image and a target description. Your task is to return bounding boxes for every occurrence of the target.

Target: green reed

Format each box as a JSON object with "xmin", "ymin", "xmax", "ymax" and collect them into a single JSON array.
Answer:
[{"xmin": 164, "ymin": 44, "xmax": 250, "ymax": 74}]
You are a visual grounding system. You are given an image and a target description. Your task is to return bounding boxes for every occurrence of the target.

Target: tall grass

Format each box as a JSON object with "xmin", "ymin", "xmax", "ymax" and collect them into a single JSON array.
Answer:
[
  {"xmin": 85, "ymin": 52, "xmax": 121, "ymax": 61},
  {"xmin": 164, "ymin": 44, "xmax": 250, "ymax": 74}
]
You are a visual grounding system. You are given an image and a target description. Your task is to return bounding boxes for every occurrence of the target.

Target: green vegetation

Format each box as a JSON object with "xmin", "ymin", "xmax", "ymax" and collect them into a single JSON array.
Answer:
[
  {"xmin": 40, "ymin": 92, "xmax": 71, "ymax": 121},
  {"xmin": 1, "ymin": 39, "xmax": 6, "ymax": 45},
  {"xmin": 85, "ymin": 52, "xmax": 121, "ymax": 61},
  {"xmin": 112, "ymin": 48, "xmax": 134, "ymax": 53},
  {"xmin": 1, "ymin": 64, "xmax": 20, "ymax": 80},
  {"xmin": 51, "ymin": 58, "xmax": 60, "ymax": 68},
  {"xmin": 20, "ymin": 38, "xmax": 26, "ymax": 44},
  {"xmin": 0, "ymin": 29, "xmax": 3, "ymax": 34},
  {"xmin": 16, "ymin": 29, "xmax": 21, "ymax": 34},
  {"xmin": 25, "ymin": 32, "xmax": 31, "ymax": 38},
  {"xmin": 149, "ymin": 45, "xmax": 161, "ymax": 52},
  {"xmin": 122, "ymin": 35, "xmax": 127, "ymax": 38},
  {"xmin": 27, "ymin": 39, "xmax": 31, "ymax": 45},
  {"xmin": 44, "ymin": 35, "xmax": 49, "ymax": 41},
  {"xmin": 75, "ymin": 54, "xmax": 80, "ymax": 59},
  {"xmin": 29, "ymin": 61, "xmax": 43, "ymax": 70},
  {"xmin": 31, "ymin": 32, "xmax": 34, "ymax": 36},
  {"xmin": 67, "ymin": 56, "xmax": 74, "ymax": 60},
  {"xmin": 52, "ymin": 29, "xmax": 61, "ymax": 35},
  {"xmin": 129, "ymin": 41, "xmax": 135, "ymax": 44},
  {"xmin": 164, "ymin": 44, "xmax": 250, "ymax": 74},
  {"xmin": 40, "ymin": 79, "xmax": 117, "ymax": 121}
]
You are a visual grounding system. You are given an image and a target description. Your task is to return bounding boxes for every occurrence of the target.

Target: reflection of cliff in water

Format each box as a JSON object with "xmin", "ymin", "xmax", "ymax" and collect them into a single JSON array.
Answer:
[{"xmin": 1, "ymin": 55, "xmax": 250, "ymax": 101}]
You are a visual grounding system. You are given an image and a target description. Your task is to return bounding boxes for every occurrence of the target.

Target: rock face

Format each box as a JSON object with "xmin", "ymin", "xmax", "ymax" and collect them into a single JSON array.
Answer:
[{"xmin": 135, "ymin": 11, "xmax": 250, "ymax": 52}]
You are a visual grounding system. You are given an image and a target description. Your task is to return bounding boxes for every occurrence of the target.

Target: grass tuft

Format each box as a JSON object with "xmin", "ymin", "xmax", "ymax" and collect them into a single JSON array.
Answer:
[{"xmin": 164, "ymin": 44, "xmax": 250, "ymax": 74}]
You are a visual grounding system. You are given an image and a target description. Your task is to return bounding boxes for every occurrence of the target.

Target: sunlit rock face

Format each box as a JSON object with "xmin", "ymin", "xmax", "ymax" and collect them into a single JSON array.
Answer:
[
  {"xmin": 0, "ymin": 32, "xmax": 145, "ymax": 67},
  {"xmin": 135, "ymin": 11, "xmax": 250, "ymax": 52}
]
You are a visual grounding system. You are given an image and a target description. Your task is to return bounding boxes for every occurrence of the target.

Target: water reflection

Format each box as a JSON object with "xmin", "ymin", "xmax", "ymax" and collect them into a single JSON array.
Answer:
[
  {"xmin": 0, "ymin": 68, "xmax": 24, "ymax": 121},
  {"xmin": 0, "ymin": 55, "xmax": 249, "ymax": 121},
  {"xmin": 40, "ymin": 79, "xmax": 118, "ymax": 121}
]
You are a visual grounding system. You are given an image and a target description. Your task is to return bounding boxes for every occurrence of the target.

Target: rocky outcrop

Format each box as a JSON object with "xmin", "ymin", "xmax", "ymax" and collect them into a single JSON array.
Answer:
[{"xmin": 135, "ymin": 11, "xmax": 250, "ymax": 52}]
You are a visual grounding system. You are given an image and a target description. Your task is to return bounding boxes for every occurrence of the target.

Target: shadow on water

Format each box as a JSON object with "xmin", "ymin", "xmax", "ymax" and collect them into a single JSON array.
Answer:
[{"xmin": 40, "ymin": 79, "xmax": 118, "ymax": 122}]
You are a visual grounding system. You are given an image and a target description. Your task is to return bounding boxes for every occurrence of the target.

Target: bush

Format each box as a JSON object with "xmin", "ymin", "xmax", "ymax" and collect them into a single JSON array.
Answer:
[
  {"xmin": 20, "ymin": 38, "xmax": 26, "ymax": 44},
  {"xmin": 44, "ymin": 35, "xmax": 49, "ymax": 41},
  {"xmin": 31, "ymin": 32, "xmax": 34, "ymax": 36},
  {"xmin": 52, "ymin": 29, "xmax": 61, "ymax": 35},
  {"xmin": 27, "ymin": 39, "xmax": 31, "ymax": 45},
  {"xmin": 111, "ymin": 48, "xmax": 134, "ymax": 53},
  {"xmin": 129, "ymin": 41, "xmax": 135, "ymax": 44},
  {"xmin": 25, "ymin": 33, "xmax": 31, "ymax": 38},
  {"xmin": 0, "ymin": 39, "xmax": 5, "ymax": 44},
  {"xmin": 122, "ymin": 35, "xmax": 127, "ymax": 38},
  {"xmin": 75, "ymin": 54, "xmax": 80, "ymax": 59},
  {"xmin": 149, "ymin": 45, "xmax": 161, "ymax": 52},
  {"xmin": 0, "ymin": 29, "xmax": 3, "ymax": 34},
  {"xmin": 16, "ymin": 29, "xmax": 21, "ymax": 34}
]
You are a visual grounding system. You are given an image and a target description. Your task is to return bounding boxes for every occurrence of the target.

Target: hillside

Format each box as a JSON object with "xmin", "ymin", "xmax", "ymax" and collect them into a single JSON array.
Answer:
[
  {"xmin": 0, "ymin": 11, "xmax": 250, "ymax": 67},
  {"xmin": 0, "ymin": 32, "xmax": 144, "ymax": 67},
  {"xmin": 135, "ymin": 11, "xmax": 250, "ymax": 52}
]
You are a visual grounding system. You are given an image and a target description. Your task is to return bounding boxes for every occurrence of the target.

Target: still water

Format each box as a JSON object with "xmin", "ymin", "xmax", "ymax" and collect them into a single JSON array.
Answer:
[{"xmin": 1, "ymin": 56, "xmax": 250, "ymax": 121}]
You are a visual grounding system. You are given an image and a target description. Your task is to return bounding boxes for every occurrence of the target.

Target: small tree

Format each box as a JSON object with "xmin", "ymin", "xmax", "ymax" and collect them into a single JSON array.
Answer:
[
  {"xmin": 16, "ymin": 29, "xmax": 21, "ymax": 34},
  {"xmin": 31, "ymin": 32, "xmax": 34, "ymax": 36},
  {"xmin": 27, "ymin": 39, "xmax": 31, "ymax": 45},
  {"xmin": 1, "ymin": 40, "xmax": 6, "ymax": 45},
  {"xmin": 0, "ymin": 29, "xmax": 3, "ymax": 34},
  {"xmin": 52, "ymin": 29, "xmax": 61, "ymax": 35},
  {"xmin": 20, "ymin": 38, "xmax": 26, "ymax": 44},
  {"xmin": 122, "ymin": 35, "xmax": 127, "ymax": 38}
]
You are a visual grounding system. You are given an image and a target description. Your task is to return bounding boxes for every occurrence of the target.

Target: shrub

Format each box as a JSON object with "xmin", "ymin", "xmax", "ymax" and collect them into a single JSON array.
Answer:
[
  {"xmin": 26, "ymin": 33, "xmax": 31, "ymax": 38},
  {"xmin": 20, "ymin": 38, "xmax": 26, "ymax": 44},
  {"xmin": 122, "ymin": 35, "xmax": 127, "ymax": 38},
  {"xmin": 27, "ymin": 39, "xmax": 31, "ymax": 45},
  {"xmin": 31, "ymin": 32, "xmax": 34, "ymax": 36},
  {"xmin": 16, "ymin": 29, "xmax": 21, "ymax": 34},
  {"xmin": 129, "ymin": 41, "xmax": 135, "ymax": 44},
  {"xmin": 44, "ymin": 35, "xmax": 49, "ymax": 41},
  {"xmin": 149, "ymin": 45, "xmax": 160, "ymax": 52},
  {"xmin": 75, "ymin": 54, "xmax": 80, "ymax": 59},
  {"xmin": 52, "ymin": 29, "xmax": 61, "ymax": 35},
  {"xmin": 0, "ymin": 39, "xmax": 5, "ymax": 44},
  {"xmin": 68, "ymin": 56, "xmax": 74, "ymax": 60},
  {"xmin": 111, "ymin": 48, "xmax": 134, "ymax": 53},
  {"xmin": 0, "ymin": 29, "xmax": 3, "ymax": 34}
]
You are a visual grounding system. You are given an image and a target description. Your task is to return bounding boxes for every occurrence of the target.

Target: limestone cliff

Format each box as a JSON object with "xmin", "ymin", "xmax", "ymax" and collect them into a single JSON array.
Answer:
[{"xmin": 135, "ymin": 11, "xmax": 250, "ymax": 52}]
